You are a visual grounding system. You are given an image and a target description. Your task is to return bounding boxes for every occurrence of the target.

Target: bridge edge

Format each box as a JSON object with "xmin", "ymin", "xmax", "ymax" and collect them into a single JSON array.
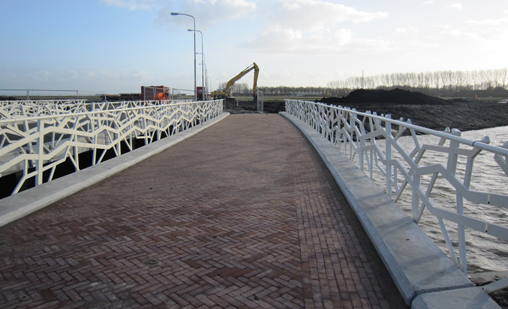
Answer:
[{"xmin": 278, "ymin": 112, "xmax": 496, "ymax": 308}]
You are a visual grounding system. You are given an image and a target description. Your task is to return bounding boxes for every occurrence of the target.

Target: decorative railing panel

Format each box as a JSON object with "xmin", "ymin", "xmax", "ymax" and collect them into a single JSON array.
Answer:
[
  {"xmin": 285, "ymin": 99, "xmax": 508, "ymax": 276},
  {"xmin": 0, "ymin": 99, "xmax": 193, "ymax": 119},
  {"xmin": 0, "ymin": 100, "xmax": 223, "ymax": 195}
]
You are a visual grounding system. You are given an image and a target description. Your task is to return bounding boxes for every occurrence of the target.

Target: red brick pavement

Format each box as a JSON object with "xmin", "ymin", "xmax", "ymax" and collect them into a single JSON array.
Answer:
[{"xmin": 0, "ymin": 114, "xmax": 405, "ymax": 308}]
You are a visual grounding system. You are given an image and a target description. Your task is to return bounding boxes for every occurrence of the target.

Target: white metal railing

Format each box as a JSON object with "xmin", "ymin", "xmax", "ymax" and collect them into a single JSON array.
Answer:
[
  {"xmin": 0, "ymin": 100, "xmax": 223, "ymax": 195},
  {"xmin": 0, "ymin": 100, "xmax": 197, "ymax": 119},
  {"xmin": 1, "ymin": 100, "xmax": 88, "ymax": 118},
  {"xmin": 285, "ymin": 99, "xmax": 508, "ymax": 277}
]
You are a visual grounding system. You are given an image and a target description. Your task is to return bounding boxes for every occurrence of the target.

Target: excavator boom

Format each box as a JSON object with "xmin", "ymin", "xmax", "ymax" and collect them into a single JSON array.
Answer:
[{"xmin": 225, "ymin": 62, "xmax": 259, "ymax": 97}]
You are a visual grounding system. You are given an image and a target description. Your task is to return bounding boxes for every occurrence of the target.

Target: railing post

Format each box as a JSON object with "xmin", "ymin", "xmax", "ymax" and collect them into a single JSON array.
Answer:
[
  {"xmin": 144, "ymin": 107, "xmax": 149, "ymax": 145},
  {"xmin": 116, "ymin": 118, "xmax": 122, "ymax": 156},
  {"xmin": 36, "ymin": 118, "xmax": 43, "ymax": 186},
  {"xmin": 411, "ymin": 174, "xmax": 420, "ymax": 221},
  {"xmin": 349, "ymin": 110, "xmax": 354, "ymax": 159},
  {"xmin": 385, "ymin": 115, "xmax": 392, "ymax": 198},
  {"xmin": 448, "ymin": 129, "xmax": 467, "ymax": 273},
  {"xmin": 201, "ymin": 101, "xmax": 204, "ymax": 126},
  {"xmin": 92, "ymin": 102, "xmax": 97, "ymax": 166}
]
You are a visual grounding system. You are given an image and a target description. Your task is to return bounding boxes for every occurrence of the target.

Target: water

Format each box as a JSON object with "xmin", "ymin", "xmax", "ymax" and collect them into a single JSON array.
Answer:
[{"xmin": 350, "ymin": 126, "xmax": 508, "ymax": 273}]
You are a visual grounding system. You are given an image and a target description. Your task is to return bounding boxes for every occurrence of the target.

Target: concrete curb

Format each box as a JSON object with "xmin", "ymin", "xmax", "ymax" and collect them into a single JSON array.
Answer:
[
  {"xmin": 279, "ymin": 112, "xmax": 501, "ymax": 308},
  {"xmin": 0, "ymin": 112, "xmax": 230, "ymax": 228},
  {"xmin": 411, "ymin": 287, "xmax": 500, "ymax": 309}
]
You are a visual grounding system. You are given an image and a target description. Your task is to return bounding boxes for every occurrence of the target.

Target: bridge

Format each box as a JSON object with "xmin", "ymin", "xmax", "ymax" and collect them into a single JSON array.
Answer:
[{"xmin": 0, "ymin": 99, "xmax": 507, "ymax": 308}]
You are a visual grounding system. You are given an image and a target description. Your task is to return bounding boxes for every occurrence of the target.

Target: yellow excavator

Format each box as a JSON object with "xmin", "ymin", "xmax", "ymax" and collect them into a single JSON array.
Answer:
[{"xmin": 213, "ymin": 62, "xmax": 259, "ymax": 103}]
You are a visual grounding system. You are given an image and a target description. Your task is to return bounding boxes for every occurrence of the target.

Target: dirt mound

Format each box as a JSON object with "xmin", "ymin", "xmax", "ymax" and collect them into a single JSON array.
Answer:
[
  {"xmin": 315, "ymin": 89, "xmax": 508, "ymax": 132},
  {"xmin": 232, "ymin": 89, "xmax": 508, "ymax": 132},
  {"xmin": 319, "ymin": 88, "xmax": 449, "ymax": 105}
]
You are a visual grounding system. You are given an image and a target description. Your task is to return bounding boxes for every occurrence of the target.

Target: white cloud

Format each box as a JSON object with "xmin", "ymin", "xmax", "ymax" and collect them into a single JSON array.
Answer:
[
  {"xmin": 238, "ymin": 24, "xmax": 392, "ymax": 55},
  {"xmin": 466, "ymin": 17, "xmax": 508, "ymax": 26},
  {"xmin": 65, "ymin": 71, "xmax": 80, "ymax": 80},
  {"xmin": 26, "ymin": 70, "xmax": 52, "ymax": 82},
  {"xmin": 333, "ymin": 29, "xmax": 353, "ymax": 46},
  {"xmin": 394, "ymin": 26, "xmax": 418, "ymax": 35},
  {"xmin": 101, "ymin": 0, "xmax": 157, "ymax": 10},
  {"xmin": 156, "ymin": 0, "xmax": 257, "ymax": 30},
  {"xmin": 422, "ymin": 1, "xmax": 435, "ymax": 4},
  {"xmin": 434, "ymin": 16, "xmax": 508, "ymax": 43},
  {"xmin": 270, "ymin": 0, "xmax": 388, "ymax": 32},
  {"xmin": 446, "ymin": 3, "xmax": 463, "ymax": 10},
  {"xmin": 237, "ymin": 0, "xmax": 388, "ymax": 54}
]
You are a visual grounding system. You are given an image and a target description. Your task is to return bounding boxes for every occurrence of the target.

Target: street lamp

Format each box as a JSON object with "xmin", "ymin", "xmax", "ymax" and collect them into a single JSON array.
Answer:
[
  {"xmin": 188, "ymin": 29, "xmax": 205, "ymax": 100},
  {"xmin": 171, "ymin": 12, "xmax": 197, "ymax": 101},
  {"xmin": 197, "ymin": 54, "xmax": 207, "ymax": 100}
]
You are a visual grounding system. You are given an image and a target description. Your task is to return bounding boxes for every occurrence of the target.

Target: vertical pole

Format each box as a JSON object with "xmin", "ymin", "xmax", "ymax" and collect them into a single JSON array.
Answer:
[
  {"xmin": 357, "ymin": 112, "xmax": 365, "ymax": 171},
  {"xmin": 36, "ymin": 118, "xmax": 43, "ymax": 186},
  {"xmin": 349, "ymin": 110, "xmax": 354, "ymax": 159},
  {"xmin": 386, "ymin": 115, "xmax": 393, "ymax": 199},
  {"xmin": 448, "ymin": 129, "xmax": 467, "ymax": 273},
  {"xmin": 412, "ymin": 174, "xmax": 420, "ymax": 221},
  {"xmin": 193, "ymin": 18, "xmax": 197, "ymax": 101},
  {"xmin": 92, "ymin": 103, "xmax": 96, "ymax": 165},
  {"xmin": 200, "ymin": 32, "xmax": 204, "ymax": 101}
]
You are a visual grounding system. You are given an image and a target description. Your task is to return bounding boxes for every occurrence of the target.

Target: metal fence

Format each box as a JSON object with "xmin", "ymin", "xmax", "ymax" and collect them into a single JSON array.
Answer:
[
  {"xmin": 0, "ymin": 99, "xmax": 223, "ymax": 195},
  {"xmin": 256, "ymin": 90, "xmax": 264, "ymax": 113},
  {"xmin": 285, "ymin": 99, "xmax": 508, "ymax": 276}
]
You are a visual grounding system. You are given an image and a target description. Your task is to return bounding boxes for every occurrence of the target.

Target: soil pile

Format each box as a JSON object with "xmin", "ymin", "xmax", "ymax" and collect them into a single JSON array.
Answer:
[
  {"xmin": 319, "ymin": 88, "xmax": 449, "ymax": 105},
  {"xmin": 318, "ymin": 89, "xmax": 508, "ymax": 132},
  {"xmin": 232, "ymin": 88, "xmax": 508, "ymax": 132}
]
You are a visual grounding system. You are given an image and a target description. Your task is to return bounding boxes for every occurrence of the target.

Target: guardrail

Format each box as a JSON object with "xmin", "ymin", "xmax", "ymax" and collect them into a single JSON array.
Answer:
[
  {"xmin": 285, "ymin": 99, "xmax": 508, "ymax": 276},
  {"xmin": 1, "ymin": 100, "xmax": 88, "ymax": 118},
  {"xmin": 0, "ymin": 100, "xmax": 223, "ymax": 195},
  {"xmin": 0, "ymin": 99, "xmax": 194, "ymax": 119}
]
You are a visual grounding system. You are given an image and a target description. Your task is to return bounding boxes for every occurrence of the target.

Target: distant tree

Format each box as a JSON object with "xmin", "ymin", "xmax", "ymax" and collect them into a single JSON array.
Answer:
[
  {"xmin": 325, "ymin": 67, "xmax": 507, "ymax": 98},
  {"xmin": 500, "ymin": 68, "xmax": 508, "ymax": 89}
]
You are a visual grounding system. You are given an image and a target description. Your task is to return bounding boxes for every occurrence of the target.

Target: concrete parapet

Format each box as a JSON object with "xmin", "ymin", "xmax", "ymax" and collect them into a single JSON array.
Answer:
[
  {"xmin": 0, "ymin": 113, "xmax": 230, "ymax": 228},
  {"xmin": 280, "ymin": 112, "xmax": 484, "ymax": 307}
]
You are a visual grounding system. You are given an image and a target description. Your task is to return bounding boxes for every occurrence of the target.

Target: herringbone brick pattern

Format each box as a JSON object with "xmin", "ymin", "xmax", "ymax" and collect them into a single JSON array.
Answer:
[{"xmin": 0, "ymin": 114, "xmax": 401, "ymax": 308}]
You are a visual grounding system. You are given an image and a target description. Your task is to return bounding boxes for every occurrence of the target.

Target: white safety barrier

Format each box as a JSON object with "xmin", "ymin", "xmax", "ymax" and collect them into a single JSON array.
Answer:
[
  {"xmin": 0, "ymin": 100, "xmax": 223, "ymax": 195},
  {"xmin": 285, "ymin": 99, "xmax": 508, "ymax": 276},
  {"xmin": 0, "ymin": 99, "xmax": 195, "ymax": 119}
]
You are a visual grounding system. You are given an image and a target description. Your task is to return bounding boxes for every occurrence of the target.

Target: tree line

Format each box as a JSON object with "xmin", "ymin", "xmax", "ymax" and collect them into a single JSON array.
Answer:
[
  {"xmin": 217, "ymin": 82, "xmax": 333, "ymax": 96},
  {"xmin": 217, "ymin": 68, "xmax": 508, "ymax": 98},
  {"xmin": 327, "ymin": 68, "xmax": 508, "ymax": 97}
]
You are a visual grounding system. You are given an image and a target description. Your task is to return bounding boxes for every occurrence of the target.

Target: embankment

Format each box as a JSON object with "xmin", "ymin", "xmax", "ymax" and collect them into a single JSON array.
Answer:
[{"xmin": 236, "ymin": 89, "xmax": 508, "ymax": 132}]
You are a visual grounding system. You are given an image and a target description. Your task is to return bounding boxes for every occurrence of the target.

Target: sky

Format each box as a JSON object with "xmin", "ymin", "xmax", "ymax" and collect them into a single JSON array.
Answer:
[{"xmin": 1, "ymin": 0, "xmax": 507, "ymax": 95}]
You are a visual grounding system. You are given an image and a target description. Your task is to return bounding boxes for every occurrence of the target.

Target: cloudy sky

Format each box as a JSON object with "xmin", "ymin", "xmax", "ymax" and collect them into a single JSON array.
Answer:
[{"xmin": 1, "ymin": 0, "xmax": 507, "ymax": 95}]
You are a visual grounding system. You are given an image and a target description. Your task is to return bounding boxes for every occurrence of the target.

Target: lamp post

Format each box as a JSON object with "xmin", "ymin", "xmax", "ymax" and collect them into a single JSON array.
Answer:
[
  {"xmin": 197, "ymin": 54, "xmax": 207, "ymax": 100},
  {"xmin": 200, "ymin": 59, "xmax": 208, "ymax": 100},
  {"xmin": 171, "ymin": 12, "xmax": 197, "ymax": 101},
  {"xmin": 188, "ymin": 29, "xmax": 205, "ymax": 100}
]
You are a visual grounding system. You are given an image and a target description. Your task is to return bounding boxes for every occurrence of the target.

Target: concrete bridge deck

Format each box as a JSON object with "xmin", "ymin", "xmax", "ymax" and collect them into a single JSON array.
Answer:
[{"xmin": 0, "ymin": 114, "xmax": 407, "ymax": 308}]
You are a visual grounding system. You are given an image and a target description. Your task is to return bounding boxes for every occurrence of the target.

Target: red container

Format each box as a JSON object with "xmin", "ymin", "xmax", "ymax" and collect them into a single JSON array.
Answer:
[{"xmin": 141, "ymin": 86, "xmax": 169, "ymax": 101}]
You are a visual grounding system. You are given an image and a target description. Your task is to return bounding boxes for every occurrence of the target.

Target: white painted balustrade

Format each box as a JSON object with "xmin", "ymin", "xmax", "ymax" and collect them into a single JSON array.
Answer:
[
  {"xmin": 0, "ymin": 100, "xmax": 223, "ymax": 195},
  {"xmin": 285, "ymin": 99, "xmax": 508, "ymax": 276}
]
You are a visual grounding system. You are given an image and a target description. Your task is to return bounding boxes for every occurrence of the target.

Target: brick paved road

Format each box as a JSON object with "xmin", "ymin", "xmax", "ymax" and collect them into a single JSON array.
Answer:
[{"xmin": 0, "ymin": 114, "xmax": 406, "ymax": 308}]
